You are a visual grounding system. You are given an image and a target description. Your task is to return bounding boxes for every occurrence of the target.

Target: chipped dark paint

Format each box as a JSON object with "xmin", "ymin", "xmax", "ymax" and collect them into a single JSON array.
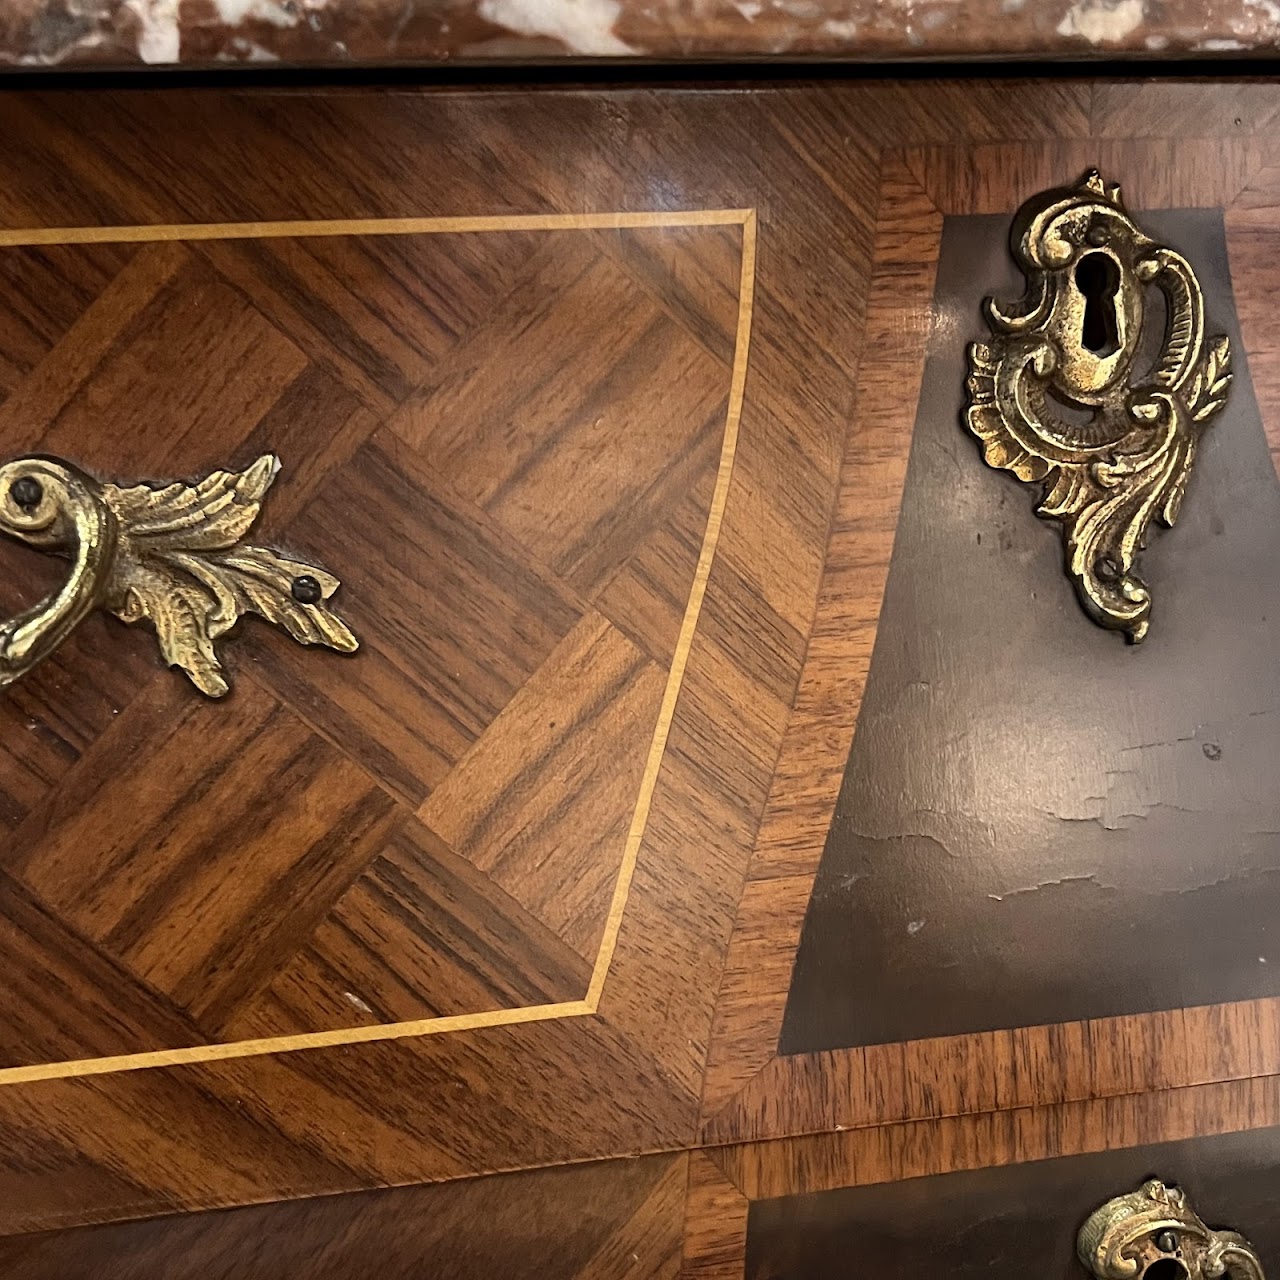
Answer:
[{"xmin": 782, "ymin": 209, "xmax": 1280, "ymax": 1054}]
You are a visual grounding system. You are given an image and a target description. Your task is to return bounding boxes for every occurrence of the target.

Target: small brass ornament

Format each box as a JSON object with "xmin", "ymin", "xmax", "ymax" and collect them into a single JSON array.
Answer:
[
  {"xmin": 0, "ymin": 454, "xmax": 357, "ymax": 697},
  {"xmin": 965, "ymin": 170, "xmax": 1231, "ymax": 642},
  {"xmin": 1078, "ymin": 1179, "xmax": 1264, "ymax": 1279}
]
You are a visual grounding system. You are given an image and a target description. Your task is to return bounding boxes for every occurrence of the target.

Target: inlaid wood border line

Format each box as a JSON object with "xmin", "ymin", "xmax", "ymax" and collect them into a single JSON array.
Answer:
[
  {"xmin": 0, "ymin": 209, "xmax": 753, "ymax": 247},
  {"xmin": 0, "ymin": 206, "xmax": 758, "ymax": 1086}
]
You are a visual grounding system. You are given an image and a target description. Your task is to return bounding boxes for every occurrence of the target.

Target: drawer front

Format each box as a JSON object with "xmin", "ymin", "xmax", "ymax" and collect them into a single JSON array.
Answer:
[
  {"xmin": 747, "ymin": 1131, "xmax": 1280, "ymax": 1280},
  {"xmin": 746, "ymin": 1122, "xmax": 1280, "ymax": 1280},
  {"xmin": 0, "ymin": 80, "xmax": 1279, "ymax": 1248}
]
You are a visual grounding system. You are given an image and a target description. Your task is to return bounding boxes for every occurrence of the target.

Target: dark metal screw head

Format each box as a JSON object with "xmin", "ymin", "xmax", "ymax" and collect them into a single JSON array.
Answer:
[
  {"xmin": 1156, "ymin": 1232, "xmax": 1179, "ymax": 1254},
  {"xmin": 291, "ymin": 574, "xmax": 323, "ymax": 605},
  {"xmin": 1086, "ymin": 223, "xmax": 1109, "ymax": 248},
  {"xmin": 1094, "ymin": 554, "xmax": 1121, "ymax": 583},
  {"xmin": 9, "ymin": 476, "xmax": 43, "ymax": 511}
]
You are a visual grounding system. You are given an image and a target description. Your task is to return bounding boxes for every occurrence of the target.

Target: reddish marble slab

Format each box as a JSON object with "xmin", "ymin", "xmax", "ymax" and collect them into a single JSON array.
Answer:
[{"xmin": 2, "ymin": 0, "xmax": 1278, "ymax": 68}]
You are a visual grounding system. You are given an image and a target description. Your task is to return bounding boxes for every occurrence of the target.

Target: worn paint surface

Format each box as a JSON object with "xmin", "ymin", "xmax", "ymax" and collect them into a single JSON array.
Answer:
[{"xmin": 782, "ymin": 208, "xmax": 1280, "ymax": 1053}]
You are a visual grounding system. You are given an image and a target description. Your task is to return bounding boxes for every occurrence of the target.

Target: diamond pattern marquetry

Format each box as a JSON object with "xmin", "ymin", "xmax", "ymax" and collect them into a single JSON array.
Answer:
[
  {"xmin": 0, "ymin": 85, "xmax": 891, "ymax": 1236},
  {"xmin": 0, "ymin": 218, "xmax": 744, "ymax": 1068}
]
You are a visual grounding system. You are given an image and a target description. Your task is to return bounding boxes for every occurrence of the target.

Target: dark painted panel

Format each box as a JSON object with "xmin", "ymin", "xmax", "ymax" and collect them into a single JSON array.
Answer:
[
  {"xmin": 783, "ymin": 210, "xmax": 1280, "ymax": 1054},
  {"xmin": 746, "ymin": 1125, "xmax": 1280, "ymax": 1279}
]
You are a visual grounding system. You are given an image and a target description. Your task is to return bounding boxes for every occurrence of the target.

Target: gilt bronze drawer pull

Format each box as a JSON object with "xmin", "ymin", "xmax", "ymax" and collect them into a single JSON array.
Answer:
[
  {"xmin": 1079, "ymin": 1180, "xmax": 1264, "ymax": 1280},
  {"xmin": 965, "ymin": 170, "xmax": 1232, "ymax": 642},
  {"xmin": 0, "ymin": 454, "xmax": 357, "ymax": 697}
]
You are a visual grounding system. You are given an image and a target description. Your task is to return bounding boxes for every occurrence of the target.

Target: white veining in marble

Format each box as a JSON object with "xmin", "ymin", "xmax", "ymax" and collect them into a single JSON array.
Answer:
[
  {"xmin": 126, "ymin": 0, "xmax": 180, "ymax": 62},
  {"xmin": 127, "ymin": 0, "xmax": 332, "ymax": 65},
  {"xmin": 212, "ymin": 0, "xmax": 302, "ymax": 27},
  {"xmin": 1055, "ymin": 0, "xmax": 1145, "ymax": 42},
  {"xmin": 5, "ymin": 0, "xmax": 1280, "ymax": 68},
  {"xmin": 1244, "ymin": 0, "xmax": 1280, "ymax": 24},
  {"xmin": 215, "ymin": 36, "xmax": 283, "ymax": 57},
  {"xmin": 478, "ymin": 0, "xmax": 634, "ymax": 53}
]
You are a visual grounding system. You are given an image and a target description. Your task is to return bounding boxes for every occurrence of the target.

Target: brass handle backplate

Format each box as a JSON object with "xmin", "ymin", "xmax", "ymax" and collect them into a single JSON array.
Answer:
[
  {"xmin": 0, "ymin": 454, "xmax": 357, "ymax": 698},
  {"xmin": 964, "ymin": 169, "xmax": 1232, "ymax": 643},
  {"xmin": 1079, "ymin": 1179, "xmax": 1265, "ymax": 1280}
]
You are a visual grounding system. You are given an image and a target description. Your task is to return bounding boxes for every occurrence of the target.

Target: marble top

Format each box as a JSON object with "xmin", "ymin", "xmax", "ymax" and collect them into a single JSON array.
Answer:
[{"xmin": 1, "ymin": 0, "xmax": 1276, "ymax": 68}]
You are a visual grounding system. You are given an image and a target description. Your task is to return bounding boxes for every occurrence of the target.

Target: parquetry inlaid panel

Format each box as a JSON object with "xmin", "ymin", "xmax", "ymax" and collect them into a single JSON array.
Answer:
[{"xmin": 0, "ymin": 213, "xmax": 752, "ymax": 1075}]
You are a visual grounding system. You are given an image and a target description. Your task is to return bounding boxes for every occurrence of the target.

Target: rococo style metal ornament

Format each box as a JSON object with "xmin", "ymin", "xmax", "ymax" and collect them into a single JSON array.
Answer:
[
  {"xmin": 965, "ymin": 170, "xmax": 1232, "ymax": 642},
  {"xmin": 0, "ymin": 454, "xmax": 357, "ymax": 697},
  {"xmin": 1079, "ymin": 1179, "xmax": 1264, "ymax": 1280}
]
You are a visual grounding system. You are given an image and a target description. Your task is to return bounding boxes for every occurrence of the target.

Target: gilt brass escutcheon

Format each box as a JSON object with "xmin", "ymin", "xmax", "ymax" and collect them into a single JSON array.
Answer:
[
  {"xmin": 1079, "ymin": 1179, "xmax": 1265, "ymax": 1280},
  {"xmin": 0, "ymin": 454, "xmax": 357, "ymax": 697},
  {"xmin": 965, "ymin": 170, "xmax": 1232, "ymax": 642}
]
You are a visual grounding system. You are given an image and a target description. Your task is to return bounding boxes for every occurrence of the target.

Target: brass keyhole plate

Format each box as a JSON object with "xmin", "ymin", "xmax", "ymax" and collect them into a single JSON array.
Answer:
[
  {"xmin": 1078, "ymin": 1180, "xmax": 1264, "ymax": 1280},
  {"xmin": 965, "ymin": 169, "xmax": 1232, "ymax": 642}
]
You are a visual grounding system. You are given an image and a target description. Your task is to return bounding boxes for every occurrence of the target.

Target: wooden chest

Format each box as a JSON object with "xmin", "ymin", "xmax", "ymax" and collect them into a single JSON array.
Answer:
[{"xmin": 0, "ymin": 77, "xmax": 1278, "ymax": 1277}]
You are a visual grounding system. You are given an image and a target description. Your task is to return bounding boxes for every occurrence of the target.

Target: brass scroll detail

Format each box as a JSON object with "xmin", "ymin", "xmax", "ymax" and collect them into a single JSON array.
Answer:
[
  {"xmin": 0, "ymin": 454, "xmax": 357, "ymax": 697},
  {"xmin": 965, "ymin": 170, "xmax": 1232, "ymax": 642},
  {"xmin": 1079, "ymin": 1180, "xmax": 1265, "ymax": 1280}
]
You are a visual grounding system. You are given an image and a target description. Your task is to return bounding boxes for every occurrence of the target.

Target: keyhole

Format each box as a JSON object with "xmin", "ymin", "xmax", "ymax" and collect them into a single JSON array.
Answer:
[
  {"xmin": 1074, "ymin": 251, "xmax": 1121, "ymax": 356},
  {"xmin": 1143, "ymin": 1261, "xmax": 1189, "ymax": 1280}
]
